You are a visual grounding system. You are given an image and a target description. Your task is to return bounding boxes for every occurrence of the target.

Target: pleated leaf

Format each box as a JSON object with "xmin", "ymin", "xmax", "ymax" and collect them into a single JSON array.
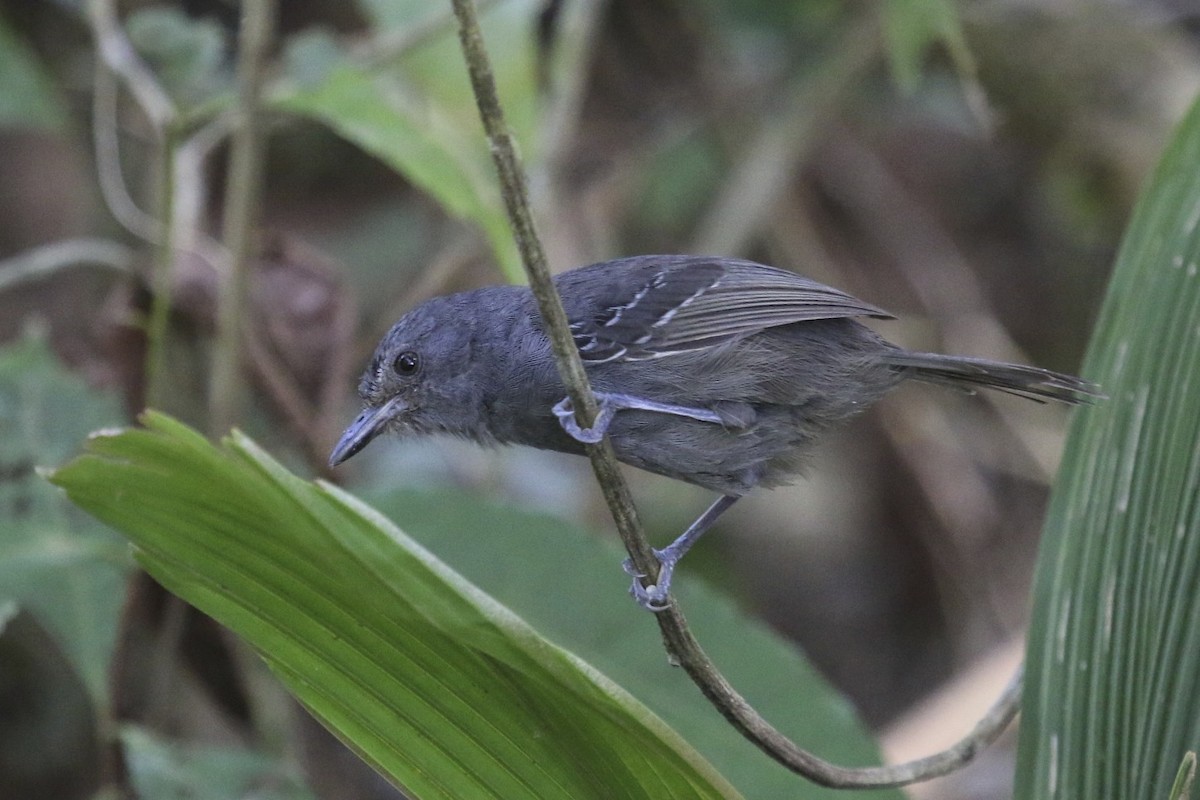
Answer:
[
  {"xmin": 49, "ymin": 412, "xmax": 739, "ymax": 800},
  {"xmin": 1016, "ymin": 97, "xmax": 1200, "ymax": 797}
]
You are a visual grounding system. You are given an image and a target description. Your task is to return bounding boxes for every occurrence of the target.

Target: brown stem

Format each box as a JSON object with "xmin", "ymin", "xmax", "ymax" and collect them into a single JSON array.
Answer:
[{"xmin": 448, "ymin": 0, "xmax": 661, "ymax": 583}]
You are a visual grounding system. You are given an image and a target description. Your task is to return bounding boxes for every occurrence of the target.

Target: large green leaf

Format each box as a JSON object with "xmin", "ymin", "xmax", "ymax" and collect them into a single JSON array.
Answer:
[
  {"xmin": 1016, "ymin": 98, "xmax": 1200, "ymax": 796},
  {"xmin": 50, "ymin": 412, "xmax": 740, "ymax": 800},
  {"xmin": 0, "ymin": 332, "xmax": 129, "ymax": 705},
  {"xmin": 273, "ymin": 0, "xmax": 546, "ymax": 281},
  {"xmin": 366, "ymin": 486, "xmax": 900, "ymax": 800},
  {"xmin": 273, "ymin": 53, "xmax": 518, "ymax": 278}
]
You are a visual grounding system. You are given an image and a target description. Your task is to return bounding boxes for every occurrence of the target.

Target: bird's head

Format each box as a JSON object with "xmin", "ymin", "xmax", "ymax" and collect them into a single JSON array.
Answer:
[{"xmin": 328, "ymin": 297, "xmax": 484, "ymax": 467}]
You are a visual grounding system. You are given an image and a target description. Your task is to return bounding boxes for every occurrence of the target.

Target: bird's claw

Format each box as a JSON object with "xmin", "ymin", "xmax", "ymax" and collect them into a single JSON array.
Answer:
[
  {"xmin": 552, "ymin": 397, "xmax": 615, "ymax": 444},
  {"xmin": 624, "ymin": 549, "xmax": 677, "ymax": 612},
  {"xmin": 554, "ymin": 392, "xmax": 725, "ymax": 444},
  {"xmin": 629, "ymin": 580, "xmax": 672, "ymax": 612}
]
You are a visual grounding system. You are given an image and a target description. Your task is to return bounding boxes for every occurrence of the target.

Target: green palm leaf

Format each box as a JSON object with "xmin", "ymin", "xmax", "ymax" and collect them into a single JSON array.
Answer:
[
  {"xmin": 1017, "ymin": 97, "xmax": 1200, "ymax": 798},
  {"xmin": 50, "ymin": 412, "xmax": 741, "ymax": 800}
]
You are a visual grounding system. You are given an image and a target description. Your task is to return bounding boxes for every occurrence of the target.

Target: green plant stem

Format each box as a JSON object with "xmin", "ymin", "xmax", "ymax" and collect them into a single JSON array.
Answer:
[
  {"xmin": 210, "ymin": 0, "xmax": 276, "ymax": 435},
  {"xmin": 145, "ymin": 130, "xmax": 177, "ymax": 410},
  {"xmin": 87, "ymin": 0, "xmax": 175, "ymax": 130},
  {"xmin": 0, "ymin": 238, "xmax": 134, "ymax": 292}
]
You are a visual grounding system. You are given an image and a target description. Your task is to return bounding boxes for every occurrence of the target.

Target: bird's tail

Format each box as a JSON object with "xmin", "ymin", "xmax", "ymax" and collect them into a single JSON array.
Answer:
[{"xmin": 887, "ymin": 351, "xmax": 1103, "ymax": 405}]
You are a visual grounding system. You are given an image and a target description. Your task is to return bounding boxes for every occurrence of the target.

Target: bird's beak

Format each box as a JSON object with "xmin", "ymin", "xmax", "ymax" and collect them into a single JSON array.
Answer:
[{"xmin": 328, "ymin": 398, "xmax": 407, "ymax": 467}]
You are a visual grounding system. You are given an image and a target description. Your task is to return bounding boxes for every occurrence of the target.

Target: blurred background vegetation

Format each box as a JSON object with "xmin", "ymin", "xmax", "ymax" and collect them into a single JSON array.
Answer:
[{"xmin": 2, "ymin": 0, "xmax": 1198, "ymax": 798}]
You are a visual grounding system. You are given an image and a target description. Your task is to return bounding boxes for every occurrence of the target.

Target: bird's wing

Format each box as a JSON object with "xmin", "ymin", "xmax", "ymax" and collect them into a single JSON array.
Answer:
[{"xmin": 559, "ymin": 256, "xmax": 893, "ymax": 364}]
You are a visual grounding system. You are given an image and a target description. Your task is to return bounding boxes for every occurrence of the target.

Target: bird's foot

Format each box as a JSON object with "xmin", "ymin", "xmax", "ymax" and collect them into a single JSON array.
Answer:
[
  {"xmin": 617, "ymin": 495, "xmax": 740, "ymax": 612},
  {"xmin": 621, "ymin": 550, "xmax": 678, "ymax": 612},
  {"xmin": 552, "ymin": 396, "xmax": 617, "ymax": 443},
  {"xmin": 553, "ymin": 392, "xmax": 724, "ymax": 444}
]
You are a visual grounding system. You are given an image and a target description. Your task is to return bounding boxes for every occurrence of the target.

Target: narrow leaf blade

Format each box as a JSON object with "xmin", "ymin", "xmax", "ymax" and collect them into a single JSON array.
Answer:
[{"xmin": 1017, "ymin": 97, "xmax": 1200, "ymax": 799}]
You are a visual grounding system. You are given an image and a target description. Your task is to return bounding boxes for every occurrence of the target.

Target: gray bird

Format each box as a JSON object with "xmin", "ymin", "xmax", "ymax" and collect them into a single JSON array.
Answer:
[{"xmin": 330, "ymin": 255, "xmax": 1099, "ymax": 610}]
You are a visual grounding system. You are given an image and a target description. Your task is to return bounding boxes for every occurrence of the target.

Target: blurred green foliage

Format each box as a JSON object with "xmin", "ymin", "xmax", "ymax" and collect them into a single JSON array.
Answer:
[
  {"xmin": 0, "ymin": 13, "xmax": 67, "ymax": 130},
  {"xmin": 121, "ymin": 725, "xmax": 316, "ymax": 800},
  {"xmin": 883, "ymin": 0, "xmax": 974, "ymax": 92},
  {"xmin": 126, "ymin": 7, "xmax": 231, "ymax": 108},
  {"xmin": 0, "ymin": 331, "xmax": 129, "ymax": 706}
]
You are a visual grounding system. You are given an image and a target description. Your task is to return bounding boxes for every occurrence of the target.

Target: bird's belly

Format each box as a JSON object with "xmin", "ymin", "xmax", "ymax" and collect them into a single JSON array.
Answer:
[{"xmin": 604, "ymin": 407, "xmax": 817, "ymax": 495}]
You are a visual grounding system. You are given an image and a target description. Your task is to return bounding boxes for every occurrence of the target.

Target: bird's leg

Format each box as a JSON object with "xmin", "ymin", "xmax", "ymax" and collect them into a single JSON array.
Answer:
[
  {"xmin": 623, "ymin": 494, "xmax": 740, "ymax": 611},
  {"xmin": 552, "ymin": 392, "xmax": 724, "ymax": 444}
]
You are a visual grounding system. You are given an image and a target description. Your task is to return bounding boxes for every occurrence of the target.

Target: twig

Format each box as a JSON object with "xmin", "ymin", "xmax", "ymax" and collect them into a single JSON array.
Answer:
[
  {"xmin": 144, "ymin": 131, "xmax": 177, "ymax": 410},
  {"xmin": 88, "ymin": 1, "xmax": 234, "ymax": 401},
  {"xmin": 91, "ymin": 55, "xmax": 164, "ymax": 244},
  {"xmin": 172, "ymin": 114, "xmax": 237, "ymax": 276},
  {"xmin": 449, "ymin": 0, "xmax": 1021, "ymax": 787},
  {"xmin": 447, "ymin": 0, "xmax": 662, "ymax": 585},
  {"xmin": 82, "ymin": 9, "xmax": 182, "ymax": 789},
  {"xmin": 314, "ymin": 286, "xmax": 359, "ymax": 473},
  {"xmin": 0, "ymin": 238, "xmax": 135, "ymax": 292},
  {"xmin": 87, "ymin": 0, "xmax": 176, "ymax": 131},
  {"xmin": 534, "ymin": 0, "xmax": 606, "ymax": 178},
  {"xmin": 210, "ymin": 0, "xmax": 276, "ymax": 435},
  {"xmin": 669, "ymin": 653, "xmax": 1023, "ymax": 788},
  {"xmin": 881, "ymin": 636, "xmax": 1023, "ymax": 766},
  {"xmin": 85, "ymin": 0, "xmax": 181, "ymax": 408}
]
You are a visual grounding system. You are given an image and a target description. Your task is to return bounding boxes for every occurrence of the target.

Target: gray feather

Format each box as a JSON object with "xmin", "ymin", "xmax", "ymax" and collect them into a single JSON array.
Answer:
[{"xmin": 558, "ymin": 255, "xmax": 892, "ymax": 364}]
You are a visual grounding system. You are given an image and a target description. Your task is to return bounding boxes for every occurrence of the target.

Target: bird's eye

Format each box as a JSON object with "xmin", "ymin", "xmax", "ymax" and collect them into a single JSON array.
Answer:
[{"xmin": 393, "ymin": 351, "xmax": 420, "ymax": 375}]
